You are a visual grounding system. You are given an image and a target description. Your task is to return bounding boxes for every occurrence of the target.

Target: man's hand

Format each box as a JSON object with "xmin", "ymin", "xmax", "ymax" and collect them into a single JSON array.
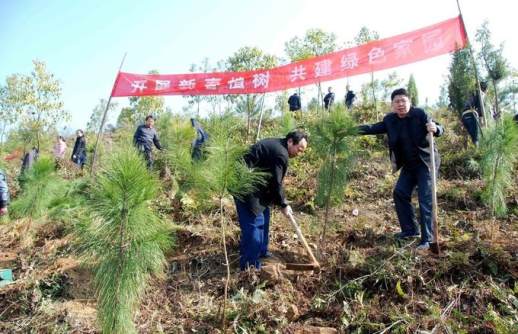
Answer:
[
  {"xmin": 0, "ymin": 207, "xmax": 8, "ymax": 216},
  {"xmin": 281, "ymin": 205, "xmax": 293, "ymax": 217},
  {"xmin": 426, "ymin": 121, "xmax": 437, "ymax": 134}
]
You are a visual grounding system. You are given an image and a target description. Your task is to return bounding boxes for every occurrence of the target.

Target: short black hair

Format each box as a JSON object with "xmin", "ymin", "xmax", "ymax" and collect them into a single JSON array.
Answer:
[
  {"xmin": 480, "ymin": 81, "xmax": 488, "ymax": 92},
  {"xmin": 145, "ymin": 115, "xmax": 154, "ymax": 121},
  {"xmin": 286, "ymin": 130, "xmax": 308, "ymax": 145},
  {"xmin": 391, "ymin": 88, "xmax": 409, "ymax": 101}
]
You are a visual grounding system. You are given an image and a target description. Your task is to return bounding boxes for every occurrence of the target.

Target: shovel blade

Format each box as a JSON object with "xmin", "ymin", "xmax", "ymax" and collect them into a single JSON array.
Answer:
[{"xmin": 285, "ymin": 263, "xmax": 320, "ymax": 273}]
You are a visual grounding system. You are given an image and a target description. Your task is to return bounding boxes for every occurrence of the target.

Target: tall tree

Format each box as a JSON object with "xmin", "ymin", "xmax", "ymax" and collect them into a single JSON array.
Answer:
[
  {"xmin": 226, "ymin": 47, "xmax": 277, "ymax": 142},
  {"xmin": 354, "ymin": 27, "xmax": 381, "ymax": 119},
  {"xmin": 407, "ymin": 74, "xmax": 419, "ymax": 106},
  {"xmin": 448, "ymin": 48, "xmax": 476, "ymax": 115},
  {"xmin": 127, "ymin": 70, "xmax": 166, "ymax": 126},
  {"xmin": 87, "ymin": 98, "xmax": 118, "ymax": 133},
  {"xmin": 475, "ymin": 21, "xmax": 510, "ymax": 118},
  {"xmin": 0, "ymin": 86, "xmax": 18, "ymax": 146},
  {"xmin": 116, "ymin": 107, "xmax": 134, "ymax": 129},
  {"xmin": 0, "ymin": 60, "xmax": 68, "ymax": 148},
  {"xmin": 284, "ymin": 28, "xmax": 337, "ymax": 113},
  {"xmin": 185, "ymin": 58, "xmax": 210, "ymax": 117}
]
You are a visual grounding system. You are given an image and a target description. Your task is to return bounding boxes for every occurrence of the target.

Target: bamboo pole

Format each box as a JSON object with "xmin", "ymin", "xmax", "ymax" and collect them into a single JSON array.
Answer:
[{"xmin": 91, "ymin": 53, "xmax": 127, "ymax": 174}]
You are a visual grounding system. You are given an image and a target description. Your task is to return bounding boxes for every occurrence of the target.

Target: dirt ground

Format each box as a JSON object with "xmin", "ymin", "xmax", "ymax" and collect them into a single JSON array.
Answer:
[{"xmin": 1, "ymin": 153, "xmax": 517, "ymax": 333}]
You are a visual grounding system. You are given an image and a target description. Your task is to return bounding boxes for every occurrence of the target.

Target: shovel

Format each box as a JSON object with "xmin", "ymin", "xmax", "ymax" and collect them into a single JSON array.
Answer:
[
  {"xmin": 284, "ymin": 213, "xmax": 321, "ymax": 272},
  {"xmin": 428, "ymin": 130, "xmax": 441, "ymax": 255}
]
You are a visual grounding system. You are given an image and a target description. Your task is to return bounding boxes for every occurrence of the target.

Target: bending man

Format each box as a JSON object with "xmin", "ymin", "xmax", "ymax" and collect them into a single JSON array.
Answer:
[{"xmin": 235, "ymin": 131, "xmax": 308, "ymax": 270}]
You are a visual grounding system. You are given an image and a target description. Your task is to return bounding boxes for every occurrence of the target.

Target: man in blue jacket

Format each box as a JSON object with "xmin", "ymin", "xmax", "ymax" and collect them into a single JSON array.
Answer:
[
  {"xmin": 358, "ymin": 88, "xmax": 443, "ymax": 250},
  {"xmin": 0, "ymin": 169, "xmax": 9, "ymax": 216},
  {"xmin": 190, "ymin": 118, "xmax": 208, "ymax": 161},
  {"xmin": 288, "ymin": 92, "xmax": 301, "ymax": 112},
  {"xmin": 235, "ymin": 130, "xmax": 308, "ymax": 270},
  {"xmin": 133, "ymin": 115, "xmax": 162, "ymax": 169}
]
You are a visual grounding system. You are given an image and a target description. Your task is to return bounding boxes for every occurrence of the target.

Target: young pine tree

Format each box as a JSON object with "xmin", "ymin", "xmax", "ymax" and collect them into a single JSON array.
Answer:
[
  {"xmin": 76, "ymin": 148, "xmax": 172, "ymax": 334},
  {"xmin": 312, "ymin": 106, "xmax": 358, "ymax": 245},
  {"xmin": 479, "ymin": 116, "xmax": 518, "ymax": 217},
  {"xmin": 199, "ymin": 124, "xmax": 265, "ymax": 331},
  {"xmin": 10, "ymin": 157, "xmax": 66, "ymax": 219}
]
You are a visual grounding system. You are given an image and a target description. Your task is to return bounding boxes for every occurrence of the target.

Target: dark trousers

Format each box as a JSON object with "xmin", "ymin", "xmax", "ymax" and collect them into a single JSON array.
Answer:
[
  {"xmin": 393, "ymin": 163, "xmax": 433, "ymax": 243},
  {"xmin": 72, "ymin": 154, "xmax": 86, "ymax": 169},
  {"xmin": 137, "ymin": 145, "xmax": 154, "ymax": 169},
  {"xmin": 234, "ymin": 199, "xmax": 270, "ymax": 270},
  {"xmin": 461, "ymin": 111, "xmax": 480, "ymax": 145}
]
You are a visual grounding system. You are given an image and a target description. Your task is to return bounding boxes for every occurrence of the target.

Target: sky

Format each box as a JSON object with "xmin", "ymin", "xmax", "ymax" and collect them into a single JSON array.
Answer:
[{"xmin": 1, "ymin": 0, "xmax": 516, "ymax": 131}]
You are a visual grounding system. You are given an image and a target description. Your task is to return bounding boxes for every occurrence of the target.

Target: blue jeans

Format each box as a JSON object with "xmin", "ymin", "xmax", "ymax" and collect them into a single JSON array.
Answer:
[
  {"xmin": 234, "ymin": 199, "xmax": 270, "ymax": 270},
  {"xmin": 393, "ymin": 163, "xmax": 433, "ymax": 243}
]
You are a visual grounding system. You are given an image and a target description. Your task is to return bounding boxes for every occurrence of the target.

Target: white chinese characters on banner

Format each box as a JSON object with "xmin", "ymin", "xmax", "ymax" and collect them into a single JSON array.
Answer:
[
  {"xmin": 289, "ymin": 65, "xmax": 306, "ymax": 82},
  {"xmin": 179, "ymin": 79, "xmax": 196, "ymax": 90},
  {"xmin": 252, "ymin": 71, "xmax": 270, "ymax": 89},
  {"xmin": 314, "ymin": 59, "xmax": 332, "ymax": 77},
  {"xmin": 422, "ymin": 29, "xmax": 444, "ymax": 54},
  {"xmin": 228, "ymin": 77, "xmax": 245, "ymax": 89},
  {"xmin": 368, "ymin": 47, "xmax": 386, "ymax": 64},
  {"xmin": 131, "ymin": 80, "xmax": 148, "ymax": 93},
  {"xmin": 155, "ymin": 80, "xmax": 171, "ymax": 91},
  {"xmin": 393, "ymin": 39, "xmax": 413, "ymax": 59},
  {"xmin": 204, "ymin": 78, "xmax": 222, "ymax": 90},
  {"xmin": 340, "ymin": 53, "xmax": 359, "ymax": 71}
]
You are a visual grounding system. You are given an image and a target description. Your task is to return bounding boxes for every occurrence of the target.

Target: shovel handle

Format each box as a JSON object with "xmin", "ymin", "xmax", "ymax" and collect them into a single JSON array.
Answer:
[
  {"xmin": 428, "ymin": 131, "xmax": 440, "ymax": 254},
  {"xmin": 287, "ymin": 213, "xmax": 320, "ymax": 267}
]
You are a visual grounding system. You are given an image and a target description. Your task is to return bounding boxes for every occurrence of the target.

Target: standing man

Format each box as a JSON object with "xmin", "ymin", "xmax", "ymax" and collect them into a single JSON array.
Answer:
[
  {"xmin": 462, "ymin": 81, "xmax": 487, "ymax": 146},
  {"xmin": 21, "ymin": 147, "xmax": 39, "ymax": 174},
  {"xmin": 345, "ymin": 85, "xmax": 356, "ymax": 110},
  {"xmin": 133, "ymin": 115, "xmax": 162, "ymax": 169},
  {"xmin": 358, "ymin": 88, "xmax": 444, "ymax": 250},
  {"xmin": 235, "ymin": 130, "xmax": 308, "ymax": 270},
  {"xmin": 288, "ymin": 92, "xmax": 301, "ymax": 112},
  {"xmin": 190, "ymin": 118, "xmax": 208, "ymax": 161},
  {"xmin": 71, "ymin": 130, "xmax": 87, "ymax": 169},
  {"xmin": 323, "ymin": 87, "xmax": 335, "ymax": 111},
  {"xmin": 0, "ymin": 169, "xmax": 9, "ymax": 216},
  {"xmin": 324, "ymin": 87, "xmax": 335, "ymax": 110}
]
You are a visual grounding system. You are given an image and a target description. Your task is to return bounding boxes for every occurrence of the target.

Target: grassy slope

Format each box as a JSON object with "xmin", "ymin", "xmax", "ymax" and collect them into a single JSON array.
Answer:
[{"xmin": 0, "ymin": 122, "xmax": 517, "ymax": 333}]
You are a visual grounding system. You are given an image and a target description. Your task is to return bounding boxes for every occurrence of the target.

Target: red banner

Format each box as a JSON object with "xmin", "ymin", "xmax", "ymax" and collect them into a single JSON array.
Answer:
[{"xmin": 111, "ymin": 16, "xmax": 467, "ymax": 97}]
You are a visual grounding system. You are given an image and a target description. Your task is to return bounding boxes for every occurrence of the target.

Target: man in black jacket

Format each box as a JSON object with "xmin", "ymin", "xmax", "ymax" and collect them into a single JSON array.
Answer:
[
  {"xmin": 71, "ymin": 130, "xmax": 86, "ymax": 169},
  {"xmin": 323, "ymin": 87, "xmax": 335, "ymax": 110},
  {"xmin": 133, "ymin": 115, "xmax": 162, "ymax": 169},
  {"xmin": 235, "ymin": 130, "xmax": 308, "ymax": 270},
  {"xmin": 461, "ymin": 81, "xmax": 487, "ymax": 146},
  {"xmin": 288, "ymin": 92, "xmax": 301, "ymax": 112},
  {"xmin": 345, "ymin": 85, "xmax": 356, "ymax": 110},
  {"xmin": 358, "ymin": 88, "xmax": 443, "ymax": 250}
]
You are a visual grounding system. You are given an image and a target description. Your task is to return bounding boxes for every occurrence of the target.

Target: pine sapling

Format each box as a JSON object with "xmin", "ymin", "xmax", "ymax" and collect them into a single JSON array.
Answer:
[
  {"xmin": 198, "ymin": 124, "xmax": 265, "ymax": 332},
  {"xmin": 479, "ymin": 115, "xmax": 518, "ymax": 217},
  {"xmin": 312, "ymin": 106, "xmax": 358, "ymax": 247},
  {"xmin": 75, "ymin": 148, "xmax": 172, "ymax": 334}
]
